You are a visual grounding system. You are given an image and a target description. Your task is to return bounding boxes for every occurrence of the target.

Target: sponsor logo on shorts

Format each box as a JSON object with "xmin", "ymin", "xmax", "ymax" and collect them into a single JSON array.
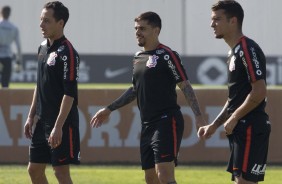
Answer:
[
  {"xmin": 251, "ymin": 164, "xmax": 266, "ymax": 175},
  {"xmin": 160, "ymin": 154, "xmax": 170, "ymax": 158},
  {"xmin": 58, "ymin": 157, "xmax": 67, "ymax": 163},
  {"xmin": 233, "ymin": 167, "xmax": 239, "ymax": 171}
]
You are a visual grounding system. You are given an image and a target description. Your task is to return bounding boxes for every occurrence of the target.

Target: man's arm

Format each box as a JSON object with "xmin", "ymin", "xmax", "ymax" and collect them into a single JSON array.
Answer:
[
  {"xmin": 212, "ymin": 100, "xmax": 229, "ymax": 128},
  {"xmin": 177, "ymin": 80, "xmax": 206, "ymax": 129},
  {"xmin": 90, "ymin": 86, "xmax": 137, "ymax": 128},
  {"xmin": 224, "ymin": 79, "xmax": 266, "ymax": 134},
  {"xmin": 197, "ymin": 100, "xmax": 229, "ymax": 139},
  {"xmin": 107, "ymin": 86, "xmax": 137, "ymax": 111},
  {"xmin": 14, "ymin": 27, "xmax": 22, "ymax": 69},
  {"xmin": 24, "ymin": 86, "xmax": 37, "ymax": 139}
]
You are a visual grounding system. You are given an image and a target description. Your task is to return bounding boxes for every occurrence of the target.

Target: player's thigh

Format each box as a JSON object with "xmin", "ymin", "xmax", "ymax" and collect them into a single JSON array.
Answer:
[
  {"xmin": 27, "ymin": 162, "xmax": 47, "ymax": 176},
  {"xmin": 29, "ymin": 120, "xmax": 51, "ymax": 163},
  {"xmin": 153, "ymin": 113, "xmax": 184, "ymax": 164},
  {"xmin": 140, "ymin": 124, "xmax": 156, "ymax": 170}
]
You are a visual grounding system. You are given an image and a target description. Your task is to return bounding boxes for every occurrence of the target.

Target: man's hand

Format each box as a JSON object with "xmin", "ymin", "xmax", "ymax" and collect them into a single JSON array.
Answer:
[
  {"xmin": 14, "ymin": 62, "xmax": 22, "ymax": 72},
  {"xmin": 223, "ymin": 115, "xmax": 238, "ymax": 135},
  {"xmin": 90, "ymin": 108, "xmax": 111, "ymax": 128},
  {"xmin": 24, "ymin": 117, "xmax": 36, "ymax": 139},
  {"xmin": 197, "ymin": 124, "xmax": 217, "ymax": 140},
  {"xmin": 48, "ymin": 127, "xmax": 63, "ymax": 149}
]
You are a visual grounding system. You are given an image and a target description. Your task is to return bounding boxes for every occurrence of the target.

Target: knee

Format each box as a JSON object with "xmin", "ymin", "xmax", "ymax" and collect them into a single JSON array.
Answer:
[
  {"xmin": 157, "ymin": 170, "xmax": 176, "ymax": 184},
  {"xmin": 145, "ymin": 174, "xmax": 157, "ymax": 184},
  {"xmin": 27, "ymin": 165, "xmax": 35, "ymax": 177},
  {"xmin": 53, "ymin": 166, "xmax": 72, "ymax": 183},
  {"xmin": 27, "ymin": 164, "xmax": 44, "ymax": 179},
  {"xmin": 157, "ymin": 171, "xmax": 169, "ymax": 183},
  {"xmin": 54, "ymin": 170, "xmax": 68, "ymax": 181},
  {"xmin": 144, "ymin": 170, "xmax": 158, "ymax": 184}
]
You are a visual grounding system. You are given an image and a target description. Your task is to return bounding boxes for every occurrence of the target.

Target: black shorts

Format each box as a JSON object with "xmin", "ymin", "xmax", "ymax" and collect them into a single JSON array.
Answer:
[
  {"xmin": 140, "ymin": 111, "xmax": 184, "ymax": 170},
  {"xmin": 29, "ymin": 120, "xmax": 80, "ymax": 166},
  {"xmin": 227, "ymin": 113, "xmax": 271, "ymax": 182}
]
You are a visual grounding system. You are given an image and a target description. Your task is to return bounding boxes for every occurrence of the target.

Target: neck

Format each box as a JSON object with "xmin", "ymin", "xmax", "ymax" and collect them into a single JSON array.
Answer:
[
  {"xmin": 224, "ymin": 32, "xmax": 244, "ymax": 49},
  {"xmin": 48, "ymin": 32, "xmax": 64, "ymax": 46},
  {"xmin": 143, "ymin": 41, "xmax": 160, "ymax": 51}
]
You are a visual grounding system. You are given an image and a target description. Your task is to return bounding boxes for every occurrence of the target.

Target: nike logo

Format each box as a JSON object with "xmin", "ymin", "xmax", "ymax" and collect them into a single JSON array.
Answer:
[
  {"xmin": 161, "ymin": 154, "xmax": 171, "ymax": 158},
  {"xmin": 233, "ymin": 167, "xmax": 239, "ymax": 170},
  {"xmin": 58, "ymin": 157, "xmax": 67, "ymax": 163},
  {"xmin": 105, "ymin": 67, "xmax": 130, "ymax": 78}
]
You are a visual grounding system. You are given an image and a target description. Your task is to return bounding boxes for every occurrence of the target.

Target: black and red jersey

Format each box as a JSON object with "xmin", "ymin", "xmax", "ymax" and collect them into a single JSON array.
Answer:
[
  {"xmin": 132, "ymin": 44, "xmax": 188, "ymax": 123},
  {"xmin": 227, "ymin": 36, "xmax": 267, "ymax": 115},
  {"xmin": 36, "ymin": 36, "xmax": 80, "ymax": 127}
]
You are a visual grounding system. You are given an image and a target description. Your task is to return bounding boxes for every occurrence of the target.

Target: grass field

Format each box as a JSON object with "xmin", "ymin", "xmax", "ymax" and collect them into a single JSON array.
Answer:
[
  {"xmin": 9, "ymin": 82, "xmax": 282, "ymax": 90},
  {"xmin": 0, "ymin": 165, "xmax": 281, "ymax": 184}
]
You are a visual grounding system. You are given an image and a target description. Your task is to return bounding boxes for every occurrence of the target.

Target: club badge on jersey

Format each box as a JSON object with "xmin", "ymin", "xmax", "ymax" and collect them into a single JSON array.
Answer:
[
  {"xmin": 47, "ymin": 52, "xmax": 57, "ymax": 66},
  {"xmin": 146, "ymin": 55, "xmax": 158, "ymax": 68}
]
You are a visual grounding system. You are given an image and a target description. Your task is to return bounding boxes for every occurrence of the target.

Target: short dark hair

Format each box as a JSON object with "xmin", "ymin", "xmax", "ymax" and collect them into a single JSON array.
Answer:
[
  {"xmin": 212, "ymin": 0, "xmax": 244, "ymax": 29},
  {"xmin": 44, "ymin": 1, "xmax": 69, "ymax": 27},
  {"xmin": 134, "ymin": 11, "xmax": 162, "ymax": 30},
  {"xmin": 1, "ymin": 6, "xmax": 11, "ymax": 19}
]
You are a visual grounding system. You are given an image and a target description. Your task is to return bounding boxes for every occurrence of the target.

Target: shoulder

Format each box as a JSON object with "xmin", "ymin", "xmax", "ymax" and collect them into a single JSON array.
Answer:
[
  {"xmin": 58, "ymin": 39, "xmax": 79, "ymax": 57},
  {"xmin": 157, "ymin": 44, "xmax": 180, "ymax": 57},
  {"xmin": 240, "ymin": 37, "xmax": 262, "ymax": 50},
  {"xmin": 134, "ymin": 50, "xmax": 143, "ymax": 56}
]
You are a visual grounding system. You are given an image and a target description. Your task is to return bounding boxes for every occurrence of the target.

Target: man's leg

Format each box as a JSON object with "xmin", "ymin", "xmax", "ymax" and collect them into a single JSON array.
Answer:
[
  {"xmin": 144, "ymin": 167, "xmax": 160, "ymax": 184},
  {"xmin": 53, "ymin": 165, "xmax": 73, "ymax": 184},
  {"xmin": 27, "ymin": 162, "xmax": 48, "ymax": 184},
  {"xmin": 235, "ymin": 175, "xmax": 257, "ymax": 184},
  {"xmin": 1, "ymin": 57, "xmax": 12, "ymax": 88},
  {"xmin": 155, "ymin": 161, "xmax": 176, "ymax": 184}
]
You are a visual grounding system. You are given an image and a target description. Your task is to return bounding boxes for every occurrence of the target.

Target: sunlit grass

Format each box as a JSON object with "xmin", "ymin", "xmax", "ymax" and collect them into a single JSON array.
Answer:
[{"xmin": 0, "ymin": 165, "xmax": 281, "ymax": 184}]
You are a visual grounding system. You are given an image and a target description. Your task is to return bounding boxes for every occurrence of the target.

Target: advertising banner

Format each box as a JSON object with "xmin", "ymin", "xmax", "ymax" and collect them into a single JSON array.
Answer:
[
  {"xmin": 11, "ymin": 55, "xmax": 282, "ymax": 85},
  {"xmin": 0, "ymin": 89, "xmax": 281, "ymax": 164}
]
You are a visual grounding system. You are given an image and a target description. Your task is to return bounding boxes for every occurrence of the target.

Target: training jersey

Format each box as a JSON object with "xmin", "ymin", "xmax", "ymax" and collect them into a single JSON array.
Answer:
[
  {"xmin": 227, "ymin": 36, "xmax": 267, "ymax": 115},
  {"xmin": 132, "ymin": 43, "xmax": 188, "ymax": 123},
  {"xmin": 0, "ymin": 19, "xmax": 21, "ymax": 58},
  {"xmin": 36, "ymin": 36, "xmax": 80, "ymax": 128}
]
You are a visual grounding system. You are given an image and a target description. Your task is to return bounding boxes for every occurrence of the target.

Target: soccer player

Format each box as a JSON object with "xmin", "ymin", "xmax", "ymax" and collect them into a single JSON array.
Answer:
[
  {"xmin": 0, "ymin": 5, "xmax": 22, "ymax": 88},
  {"xmin": 90, "ymin": 11, "xmax": 206, "ymax": 184},
  {"xmin": 197, "ymin": 1, "xmax": 271, "ymax": 183},
  {"xmin": 24, "ymin": 1, "xmax": 80, "ymax": 184}
]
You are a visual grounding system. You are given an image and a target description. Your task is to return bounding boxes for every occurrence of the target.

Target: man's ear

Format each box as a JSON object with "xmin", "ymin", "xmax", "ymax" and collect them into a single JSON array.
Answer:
[
  {"xmin": 154, "ymin": 27, "xmax": 161, "ymax": 35},
  {"xmin": 230, "ymin": 16, "xmax": 237, "ymax": 25},
  {"xmin": 58, "ymin": 19, "xmax": 65, "ymax": 27}
]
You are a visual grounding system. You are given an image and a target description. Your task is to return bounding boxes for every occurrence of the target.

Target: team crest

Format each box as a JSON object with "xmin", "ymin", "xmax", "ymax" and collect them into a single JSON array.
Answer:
[
  {"xmin": 146, "ymin": 55, "xmax": 159, "ymax": 68},
  {"xmin": 229, "ymin": 55, "xmax": 236, "ymax": 72},
  {"xmin": 47, "ymin": 52, "xmax": 57, "ymax": 66}
]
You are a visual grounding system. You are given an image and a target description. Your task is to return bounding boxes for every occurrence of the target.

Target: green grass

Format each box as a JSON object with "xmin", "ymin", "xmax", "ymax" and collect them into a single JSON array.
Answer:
[
  {"xmin": 0, "ymin": 165, "xmax": 281, "ymax": 184},
  {"xmin": 8, "ymin": 82, "xmax": 282, "ymax": 90}
]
